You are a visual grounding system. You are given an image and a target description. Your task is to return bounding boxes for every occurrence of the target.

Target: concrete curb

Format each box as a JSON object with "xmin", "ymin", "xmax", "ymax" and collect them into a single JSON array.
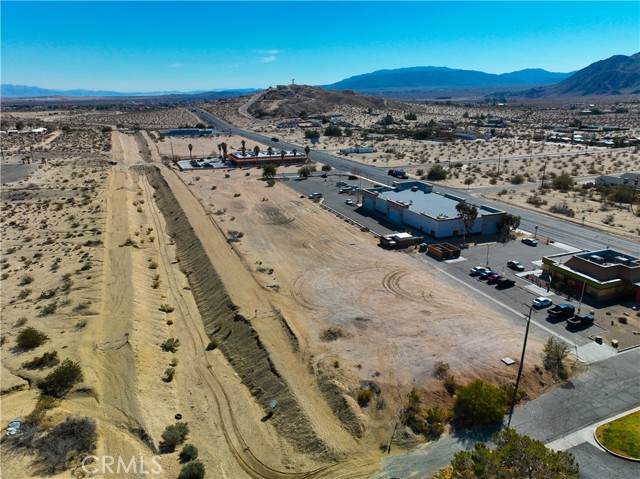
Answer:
[{"xmin": 593, "ymin": 429, "xmax": 640, "ymax": 462}]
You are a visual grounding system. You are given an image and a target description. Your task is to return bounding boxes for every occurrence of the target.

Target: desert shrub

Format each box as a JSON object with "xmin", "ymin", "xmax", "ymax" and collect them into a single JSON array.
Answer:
[
  {"xmin": 20, "ymin": 274, "xmax": 34, "ymax": 286},
  {"xmin": 161, "ymin": 338, "xmax": 180, "ymax": 353},
  {"xmin": 266, "ymin": 179, "xmax": 276, "ymax": 187},
  {"xmin": 17, "ymin": 327, "xmax": 49, "ymax": 350},
  {"xmin": 163, "ymin": 367, "xmax": 176, "ymax": 382},
  {"xmin": 356, "ymin": 389, "xmax": 374, "ymax": 407},
  {"xmin": 179, "ymin": 444, "xmax": 199, "ymax": 463},
  {"xmin": 34, "ymin": 416, "xmax": 97, "ymax": 474},
  {"xmin": 148, "ymin": 261, "xmax": 158, "ymax": 269},
  {"xmin": 40, "ymin": 302, "xmax": 58, "ymax": 316},
  {"xmin": 526, "ymin": 195, "xmax": 547, "ymax": 207},
  {"xmin": 549, "ymin": 202, "xmax": 575, "ymax": 217},
  {"xmin": 424, "ymin": 406, "xmax": 451, "ymax": 438},
  {"xmin": 38, "ymin": 359, "xmax": 83, "ymax": 397},
  {"xmin": 453, "ymin": 379, "xmax": 508, "ymax": 427},
  {"xmin": 25, "ymin": 396, "xmax": 58, "ymax": 425},
  {"xmin": 433, "ymin": 361, "xmax": 450, "ymax": 379},
  {"xmin": 542, "ymin": 336, "xmax": 570, "ymax": 374},
  {"xmin": 427, "ymin": 165, "xmax": 448, "ymax": 181},
  {"xmin": 39, "ymin": 288, "xmax": 58, "ymax": 300},
  {"xmin": 178, "ymin": 461, "xmax": 205, "ymax": 479},
  {"xmin": 22, "ymin": 351, "xmax": 60, "ymax": 369},
  {"xmin": 159, "ymin": 304, "xmax": 175, "ymax": 313},
  {"xmin": 18, "ymin": 288, "xmax": 32, "ymax": 299},
  {"xmin": 510, "ymin": 174, "xmax": 525, "ymax": 185},
  {"xmin": 160, "ymin": 422, "xmax": 189, "ymax": 452},
  {"xmin": 552, "ymin": 172, "xmax": 574, "ymax": 191},
  {"xmin": 206, "ymin": 340, "xmax": 218, "ymax": 351}
]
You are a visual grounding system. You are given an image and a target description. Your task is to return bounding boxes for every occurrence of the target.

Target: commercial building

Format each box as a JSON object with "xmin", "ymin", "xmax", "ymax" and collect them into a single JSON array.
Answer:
[
  {"xmin": 542, "ymin": 249, "xmax": 640, "ymax": 301},
  {"xmin": 161, "ymin": 128, "xmax": 213, "ymax": 136},
  {"xmin": 227, "ymin": 149, "xmax": 307, "ymax": 166},
  {"xmin": 595, "ymin": 172, "xmax": 640, "ymax": 189},
  {"xmin": 361, "ymin": 181, "xmax": 505, "ymax": 239}
]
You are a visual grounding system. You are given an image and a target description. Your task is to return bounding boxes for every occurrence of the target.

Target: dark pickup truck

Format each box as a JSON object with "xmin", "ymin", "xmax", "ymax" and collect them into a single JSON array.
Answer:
[
  {"xmin": 496, "ymin": 277, "xmax": 516, "ymax": 288},
  {"xmin": 547, "ymin": 303, "xmax": 575, "ymax": 319},
  {"xmin": 567, "ymin": 313, "xmax": 595, "ymax": 328}
]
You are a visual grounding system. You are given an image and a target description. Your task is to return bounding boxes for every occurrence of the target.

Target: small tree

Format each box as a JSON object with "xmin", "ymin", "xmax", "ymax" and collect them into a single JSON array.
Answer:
[
  {"xmin": 455, "ymin": 201, "xmax": 478, "ymax": 247},
  {"xmin": 498, "ymin": 213, "xmax": 521, "ymax": 243},
  {"xmin": 321, "ymin": 164, "xmax": 332, "ymax": 172},
  {"xmin": 253, "ymin": 145, "xmax": 261, "ymax": 158},
  {"xmin": 324, "ymin": 125, "xmax": 342, "ymax": 137},
  {"xmin": 38, "ymin": 359, "xmax": 83, "ymax": 397},
  {"xmin": 188, "ymin": 144, "xmax": 193, "ymax": 160},
  {"xmin": 304, "ymin": 130, "xmax": 320, "ymax": 139},
  {"xmin": 542, "ymin": 336, "xmax": 570, "ymax": 375},
  {"xmin": 511, "ymin": 173, "xmax": 525, "ymax": 184},
  {"xmin": 178, "ymin": 461, "xmax": 205, "ymax": 479},
  {"xmin": 453, "ymin": 379, "xmax": 508, "ymax": 427},
  {"xmin": 16, "ymin": 327, "xmax": 49, "ymax": 350},
  {"xmin": 438, "ymin": 428, "xmax": 579, "ymax": 479},
  {"xmin": 298, "ymin": 165, "xmax": 315, "ymax": 178},
  {"xmin": 262, "ymin": 164, "xmax": 277, "ymax": 179}
]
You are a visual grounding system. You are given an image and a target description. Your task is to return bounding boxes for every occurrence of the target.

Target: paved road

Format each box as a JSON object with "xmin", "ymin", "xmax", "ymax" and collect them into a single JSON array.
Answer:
[
  {"xmin": 194, "ymin": 108, "xmax": 639, "ymax": 257},
  {"xmin": 373, "ymin": 348, "xmax": 640, "ymax": 479}
]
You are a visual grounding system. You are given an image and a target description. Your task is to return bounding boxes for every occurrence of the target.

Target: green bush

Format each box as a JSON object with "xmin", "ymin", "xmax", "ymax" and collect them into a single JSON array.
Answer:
[
  {"xmin": 163, "ymin": 367, "xmax": 176, "ymax": 383},
  {"xmin": 324, "ymin": 125, "xmax": 342, "ymax": 137},
  {"xmin": 552, "ymin": 172, "xmax": 574, "ymax": 191},
  {"xmin": 159, "ymin": 304, "xmax": 175, "ymax": 313},
  {"xmin": 160, "ymin": 422, "xmax": 189, "ymax": 452},
  {"xmin": 453, "ymin": 379, "xmax": 508, "ymax": 427},
  {"xmin": 510, "ymin": 174, "xmax": 525, "ymax": 185},
  {"xmin": 433, "ymin": 361, "xmax": 450, "ymax": 379},
  {"xmin": 424, "ymin": 406, "xmax": 451, "ymax": 438},
  {"xmin": 178, "ymin": 460, "xmax": 205, "ymax": 479},
  {"xmin": 206, "ymin": 340, "xmax": 218, "ymax": 351},
  {"xmin": 542, "ymin": 336, "xmax": 570, "ymax": 374},
  {"xmin": 16, "ymin": 327, "xmax": 49, "ymax": 350},
  {"xmin": 22, "ymin": 351, "xmax": 59, "ymax": 369},
  {"xmin": 38, "ymin": 359, "xmax": 83, "ymax": 397},
  {"xmin": 179, "ymin": 444, "xmax": 199, "ymax": 463},
  {"xmin": 161, "ymin": 338, "xmax": 181, "ymax": 353},
  {"xmin": 427, "ymin": 165, "xmax": 448, "ymax": 181}
]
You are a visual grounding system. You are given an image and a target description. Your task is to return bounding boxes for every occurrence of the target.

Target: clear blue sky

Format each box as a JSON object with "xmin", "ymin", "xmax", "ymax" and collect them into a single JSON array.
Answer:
[{"xmin": 2, "ymin": 1, "xmax": 638, "ymax": 92}]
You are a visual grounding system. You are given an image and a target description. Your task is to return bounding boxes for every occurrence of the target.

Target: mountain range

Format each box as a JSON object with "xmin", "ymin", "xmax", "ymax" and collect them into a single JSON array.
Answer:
[
  {"xmin": 0, "ymin": 84, "xmax": 257, "ymax": 98},
  {"xmin": 324, "ymin": 67, "xmax": 573, "ymax": 90}
]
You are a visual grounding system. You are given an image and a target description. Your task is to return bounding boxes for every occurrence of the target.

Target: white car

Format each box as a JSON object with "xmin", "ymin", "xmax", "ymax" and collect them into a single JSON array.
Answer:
[
  {"xmin": 345, "ymin": 199, "xmax": 354, "ymax": 205},
  {"xmin": 470, "ymin": 266, "xmax": 490, "ymax": 276},
  {"xmin": 532, "ymin": 297, "xmax": 553, "ymax": 309}
]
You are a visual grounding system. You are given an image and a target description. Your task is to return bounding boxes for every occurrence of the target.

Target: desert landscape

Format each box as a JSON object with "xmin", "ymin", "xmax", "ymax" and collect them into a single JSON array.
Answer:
[{"xmin": 0, "ymin": 80, "xmax": 638, "ymax": 479}]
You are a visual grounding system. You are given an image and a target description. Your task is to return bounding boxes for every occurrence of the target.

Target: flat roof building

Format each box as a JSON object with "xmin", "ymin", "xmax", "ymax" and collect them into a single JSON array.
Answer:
[
  {"xmin": 227, "ymin": 149, "xmax": 307, "ymax": 166},
  {"xmin": 362, "ymin": 181, "xmax": 505, "ymax": 239},
  {"xmin": 543, "ymin": 249, "xmax": 640, "ymax": 302}
]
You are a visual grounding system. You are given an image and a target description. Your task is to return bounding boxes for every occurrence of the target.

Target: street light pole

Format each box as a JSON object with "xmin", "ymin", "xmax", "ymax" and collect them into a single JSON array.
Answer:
[
  {"xmin": 507, "ymin": 305, "xmax": 533, "ymax": 428},
  {"xmin": 486, "ymin": 244, "xmax": 490, "ymax": 268}
]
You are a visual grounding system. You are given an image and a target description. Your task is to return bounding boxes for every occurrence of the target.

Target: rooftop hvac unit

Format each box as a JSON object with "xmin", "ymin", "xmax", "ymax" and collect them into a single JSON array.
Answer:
[{"xmin": 589, "ymin": 255, "xmax": 604, "ymax": 264}]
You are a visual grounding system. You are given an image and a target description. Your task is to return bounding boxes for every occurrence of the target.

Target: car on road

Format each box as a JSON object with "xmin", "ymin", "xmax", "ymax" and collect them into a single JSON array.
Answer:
[
  {"xmin": 271, "ymin": 137, "xmax": 279, "ymax": 142},
  {"xmin": 479, "ymin": 269, "xmax": 499, "ymax": 279},
  {"xmin": 470, "ymin": 266, "xmax": 490, "ymax": 276},
  {"xmin": 345, "ymin": 199, "xmax": 354, "ymax": 205},
  {"xmin": 507, "ymin": 260, "xmax": 525, "ymax": 271},
  {"xmin": 522, "ymin": 238, "xmax": 539, "ymax": 246},
  {"xmin": 567, "ymin": 313, "xmax": 595, "ymax": 329},
  {"xmin": 336, "ymin": 181, "xmax": 347, "ymax": 187},
  {"xmin": 487, "ymin": 273, "xmax": 503, "ymax": 284},
  {"xmin": 308, "ymin": 192, "xmax": 323, "ymax": 199},
  {"xmin": 348, "ymin": 175, "xmax": 358, "ymax": 180},
  {"xmin": 339, "ymin": 187, "xmax": 353, "ymax": 194},
  {"xmin": 496, "ymin": 277, "xmax": 516, "ymax": 288},
  {"xmin": 321, "ymin": 173, "xmax": 328, "ymax": 178},
  {"xmin": 532, "ymin": 297, "xmax": 553, "ymax": 309}
]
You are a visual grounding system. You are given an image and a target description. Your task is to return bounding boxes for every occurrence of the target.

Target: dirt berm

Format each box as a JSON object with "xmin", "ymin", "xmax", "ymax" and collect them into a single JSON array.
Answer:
[{"xmin": 140, "ymin": 165, "xmax": 336, "ymax": 460}]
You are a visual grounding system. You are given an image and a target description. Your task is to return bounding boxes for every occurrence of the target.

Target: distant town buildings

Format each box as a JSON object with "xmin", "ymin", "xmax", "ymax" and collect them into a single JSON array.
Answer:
[
  {"xmin": 227, "ymin": 149, "xmax": 307, "ymax": 166},
  {"xmin": 595, "ymin": 172, "xmax": 640, "ymax": 189}
]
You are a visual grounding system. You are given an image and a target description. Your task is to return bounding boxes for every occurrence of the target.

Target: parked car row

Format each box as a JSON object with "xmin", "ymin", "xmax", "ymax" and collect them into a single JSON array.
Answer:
[
  {"xmin": 531, "ymin": 298, "xmax": 595, "ymax": 329},
  {"xmin": 469, "ymin": 266, "xmax": 516, "ymax": 288}
]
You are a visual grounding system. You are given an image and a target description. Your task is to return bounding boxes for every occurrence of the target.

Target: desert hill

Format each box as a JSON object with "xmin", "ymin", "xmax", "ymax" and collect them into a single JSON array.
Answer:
[
  {"xmin": 247, "ymin": 84, "xmax": 404, "ymax": 118},
  {"xmin": 523, "ymin": 52, "xmax": 640, "ymax": 97}
]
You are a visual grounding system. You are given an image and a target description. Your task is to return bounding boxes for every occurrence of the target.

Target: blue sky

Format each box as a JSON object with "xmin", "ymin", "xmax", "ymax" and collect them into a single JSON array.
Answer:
[{"xmin": 2, "ymin": 1, "xmax": 638, "ymax": 91}]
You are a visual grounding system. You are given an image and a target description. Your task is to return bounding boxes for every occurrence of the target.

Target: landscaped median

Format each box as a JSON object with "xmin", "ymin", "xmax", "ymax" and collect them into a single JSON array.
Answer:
[{"xmin": 594, "ymin": 410, "xmax": 640, "ymax": 461}]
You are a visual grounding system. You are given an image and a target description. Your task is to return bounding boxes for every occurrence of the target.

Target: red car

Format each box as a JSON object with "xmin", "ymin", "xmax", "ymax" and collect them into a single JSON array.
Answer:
[{"xmin": 487, "ymin": 273, "xmax": 503, "ymax": 284}]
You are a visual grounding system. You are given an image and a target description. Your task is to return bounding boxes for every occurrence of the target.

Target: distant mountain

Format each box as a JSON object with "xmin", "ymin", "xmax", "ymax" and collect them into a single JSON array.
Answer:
[
  {"xmin": 523, "ymin": 53, "xmax": 640, "ymax": 97},
  {"xmin": 0, "ymin": 84, "xmax": 257, "ymax": 98},
  {"xmin": 324, "ymin": 66, "xmax": 572, "ymax": 91}
]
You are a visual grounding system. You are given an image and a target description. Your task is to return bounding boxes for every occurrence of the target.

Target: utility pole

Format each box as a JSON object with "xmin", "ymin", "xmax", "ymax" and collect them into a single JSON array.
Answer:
[
  {"xmin": 631, "ymin": 177, "xmax": 639, "ymax": 215},
  {"xmin": 485, "ymin": 243, "xmax": 490, "ymax": 268},
  {"xmin": 577, "ymin": 281, "xmax": 587, "ymax": 313},
  {"xmin": 508, "ymin": 305, "xmax": 534, "ymax": 428},
  {"xmin": 540, "ymin": 160, "xmax": 547, "ymax": 189}
]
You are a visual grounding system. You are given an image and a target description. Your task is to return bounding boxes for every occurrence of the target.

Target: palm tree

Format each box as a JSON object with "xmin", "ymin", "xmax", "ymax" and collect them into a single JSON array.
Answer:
[
  {"xmin": 280, "ymin": 150, "xmax": 285, "ymax": 164},
  {"xmin": 253, "ymin": 145, "xmax": 261, "ymax": 157},
  {"xmin": 217, "ymin": 144, "xmax": 222, "ymax": 159},
  {"xmin": 267, "ymin": 146, "xmax": 273, "ymax": 159},
  {"xmin": 221, "ymin": 142, "xmax": 228, "ymax": 159},
  {"xmin": 292, "ymin": 148, "xmax": 298, "ymax": 160},
  {"xmin": 188, "ymin": 143, "xmax": 193, "ymax": 160},
  {"xmin": 304, "ymin": 145, "xmax": 311, "ymax": 162},
  {"xmin": 241, "ymin": 140, "xmax": 246, "ymax": 157}
]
